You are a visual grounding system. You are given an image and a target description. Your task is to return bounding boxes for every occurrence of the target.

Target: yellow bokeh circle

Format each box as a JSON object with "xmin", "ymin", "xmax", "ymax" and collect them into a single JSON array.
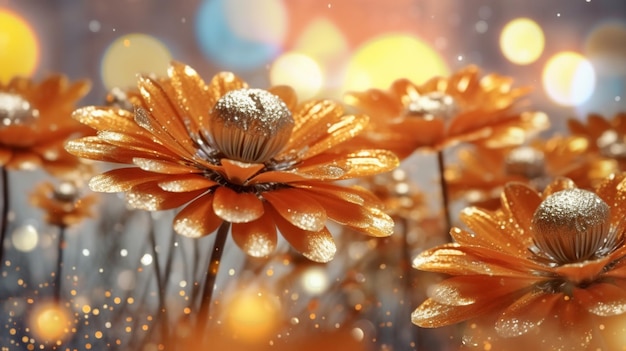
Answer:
[
  {"xmin": 500, "ymin": 18, "xmax": 545, "ymax": 65},
  {"xmin": 0, "ymin": 10, "xmax": 40, "ymax": 83},
  {"xmin": 101, "ymin": 33, "xmax": 172, "ymax": 90},
  {"xmin": 269, "ymin": 52, "xmax": 323, "ymax": 100},
  {"xmin": 343, "ymin": 34, "xmax": 449, "ymax": 91}
]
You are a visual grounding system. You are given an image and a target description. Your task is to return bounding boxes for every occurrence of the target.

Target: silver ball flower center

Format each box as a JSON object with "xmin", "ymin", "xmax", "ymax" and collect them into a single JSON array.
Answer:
[
  {"xmin": 597, "ymin": 130, "xmax": 626, "ymax": 159},
  {"xmin": 531, "ymin": 188, "xmax": 611, "ymax": 264},
  {"xmin": 0, "ymin": 92, "xmax": 39, "ymax": 128},
  {"xmin": 505, "ymin": 146, "xmax": 546, "ymax": 179},
  {"xmin": 211, "ymin": 89, "xmax": 294, "ymax": 163},
  {"xmin": 53, "ymin": 181, "xmax": 79, "ymax": 202},
  {"xmin": 405, "ymin": 92, "xmax": 457, "ymax": 122}
]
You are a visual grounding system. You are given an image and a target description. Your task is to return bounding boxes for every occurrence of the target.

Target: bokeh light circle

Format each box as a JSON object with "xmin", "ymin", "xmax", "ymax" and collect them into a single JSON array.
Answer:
[
  {"xmin": 195, "ymin": 0, "xmax": 287, "ymax": 71},
  {"xmin": 11, "ymin": 224, "xmax": 39, "ymax": 252},
  {"xmin": 343, "ymin": 34, "xmax": 449, "ymax": 91},
  {"xmin": 499, "ymin": 18, "xmax": 545, "ymax": 65},
  {"xmin": 225, "ymin": 290, "xmax": 280, "ymax": 343},
  {"xmin": 0, "ymin": 10, "xmax": 40, "ymax": 83},
  {"xmin": 542, "ymin": 51, "xmax": 596, "ymax": 106},
  {"xmin": 270, "ymin": 52, "xmax": 323, "ymax": 100},
  {"xmin": 101, "ymin": 33, "xmax": 171, "ymax": 90},
  {"xmin": 29, "ymin": 302, "xmax": 72, "ymax": 342}
]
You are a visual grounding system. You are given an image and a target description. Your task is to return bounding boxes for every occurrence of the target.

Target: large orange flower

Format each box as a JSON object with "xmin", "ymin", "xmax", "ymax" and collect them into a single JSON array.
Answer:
[
  {"xmin": 66, "ymin": 62, "xmax": 398, "ymax": 262},
  {"xmin": 344, "ymin": 65, "xmax": 548, "ymax": 159},
  {"xmin": 412, "ymin": 175, "xmax": 626, "ymax": 350},
  {"xmin": 0, "ymin": 75, "xmax": 91, "ymax": 175},
  {"xmin": 446, "ymin": 135, "xmax": 618, "ymax": 209}
]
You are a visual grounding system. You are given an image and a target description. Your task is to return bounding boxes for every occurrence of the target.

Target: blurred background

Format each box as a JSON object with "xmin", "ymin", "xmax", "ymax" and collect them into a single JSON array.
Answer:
[{"xmin": 1, "ymin": 1, "xmax": 626, "ymax": 350}]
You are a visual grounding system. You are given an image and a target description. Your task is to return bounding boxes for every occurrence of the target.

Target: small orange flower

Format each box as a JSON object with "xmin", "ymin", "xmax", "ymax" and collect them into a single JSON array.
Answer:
[
  {"xmin": 344, "ymin": 65, "xmax": 548, "ymax": 159},
  {"xmin": 446, "ymin": 136, "xmax": 618, "ymax": 209},
  {"xmin": 412, "ymin": 175, "xmax": 626, "ymax": 350},
  {"xmin": 66, "ymin": 62, "xmax": 398, "ymax": 262},
  {"xmin": 568, "ymin": 112, "xmax": 626, "ymax": 170},
  {"xmin": 30, "ymin": 181, "xmax": 97, "ymax": 227},
  {"xmin": 0, "ymin": 75, "xmax": 91, "ymax": 175}
]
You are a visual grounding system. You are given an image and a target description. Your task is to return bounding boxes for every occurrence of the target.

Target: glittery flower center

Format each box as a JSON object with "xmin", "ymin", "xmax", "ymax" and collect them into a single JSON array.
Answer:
[
  {"xmin": 504, "ymin": 146, "xmax": 546, "ymax": 179},
  {"xmin": 210, "ymin": 89, "xmax": 294, "ymax": 163},
  {"xmin": 405, "ymin": 92, "xmax": 457, "ymax": 122},
  {"xmin": 597, "ymin": 130, "xmax": 626, "ymax": 159},
  {"xmin": 0, "ymin": 92, "xmax": 39, "ymax": 128},
  {"xmin": 531, "ymin": 189, "xmax": 612, "ymax": 264}
]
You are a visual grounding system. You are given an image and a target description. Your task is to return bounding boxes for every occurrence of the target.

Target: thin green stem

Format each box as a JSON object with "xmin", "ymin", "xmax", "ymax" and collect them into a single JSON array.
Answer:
[
  {"xmin": 197, "ymin": 221, "xmax": 230, "ymax": 332},
  {"xmin": 437, "ymin": 150, "xmax": 452, "ymax": 234}
]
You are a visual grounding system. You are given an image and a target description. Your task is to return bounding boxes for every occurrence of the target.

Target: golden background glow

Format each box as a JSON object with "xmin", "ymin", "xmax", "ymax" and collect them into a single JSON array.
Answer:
[
  {"xmin": 499, "ymin": 18, "xmax": 545, "ymax": 65},
  {"xmin": 0, "ymin": 10, "xmax": 39, "ymax": 83}
]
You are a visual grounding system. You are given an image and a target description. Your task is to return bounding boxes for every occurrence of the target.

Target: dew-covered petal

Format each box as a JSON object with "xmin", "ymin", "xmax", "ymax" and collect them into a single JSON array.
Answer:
[
  {"xmin": 262, "ymin": 188, "xmax": 327, "ymax": 232},
  {"xmin": 429, "ymin": 275, "xmax": 537, "ymax": 307},
  {"xmin": 231, "ymin": 213, "xmax": 277, "ymax": 258},
  {"xmin": 413, "ymin": 243, "xmax": 546, "ymax": 277},
  {"xmin": 158, "ymin": 174, "xmax": 217, "ymax": 192},
  {"xmin": 299, "ymin": 114, "xmax": 369, "ymax": 159},
  {"xmin": 495, "ymin": 290, "xmax": 561, "ymax": 337},
  {"xmin": 542, "ymin": 177, "xmax": 576, "ymax": 198},
  {"xmin": 89, "ymin": 168, "xmax": 167, "ymax": 192},
  {"xmin": 458, "ymin": 207, "xmax": 530, "ymax": 254},
  {"xmin": 299, "ymin": 188, "xmax": 393, "ymax": 237},
  {"xmin": 173, "ymin": 193, "xmax": 222, "ymax": 238},
  {"xmin": 168, "ymin": 62, "xmax": 212, "ymax": 129},
  {"xmin": 501, "ymin": 182, "xmax": 541, "ymax": 235},
  {"xmin": 574, "ymin": 282, "xmax": 626, "ymax": 317},
  {"xmin": 132, "ymin": 157, "xmax": 198, "ymax": 174},
  {"xmin": 212, "ymin": 186, "xmax": 264, "ymax": 223},
  {"xmin": 271, "ymin": 208, "xmax": 336, "ymax": 263},
  {"xmin": 206, "ymin": 71, "xmax": 248, "ymax": 105},
  {"xmin": 411, "ymin": 298, "xmax": 490, "ymax": 328},
  {"xmin": 127, "ymin": 181, "xmax": 205, "ymax": 210},
  {"xmin": 288, "ymin": 100, "xmax": 344, "ymax": 151},
  {"xmin": 72, "ymin": 106, "xmax": 145, "ymax": 135},
  {"xmin": 595, "ymin": 173, "xmax": 626, "ymax": 225},
  {"xmin": 66, "ymin": 137, "xmax": 140, "ymax": 164}
]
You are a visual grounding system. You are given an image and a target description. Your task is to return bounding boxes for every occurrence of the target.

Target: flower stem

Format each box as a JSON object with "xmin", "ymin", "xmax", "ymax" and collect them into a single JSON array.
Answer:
[
  {"xmin": 437, "ymin": 150, "xmax": 452, "ymax": 234},
  {"xmin": 54, "ymin": 226, "xmax": 66, "ymax": 302},
  {"xmin": 0, "ymin": 167, "xmax": 9, "ymax": 271},
  {"xmin": 197, "ymin": 221, "xmax": 230, "ymax": 333},
  {"xmin": 147, "ymin": 221, "xmax": 169, "ymax": 346}
]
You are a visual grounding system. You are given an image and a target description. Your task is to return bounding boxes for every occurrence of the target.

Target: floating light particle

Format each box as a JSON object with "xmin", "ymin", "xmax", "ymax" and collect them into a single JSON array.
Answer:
[
  {"xmin": 300, "ymin": 267, "xmax": 329, "ymax": 294},
  {"xmin": 120, "ymin": 249, "xmax": 128, "ymax": 257},
  {"xmin": 140, "ymin": 254, "xmax": 153, "ymax": 266},
  {"xmin": 542, "ymin": 51, "xmax": 596, "ymax": 106},
  {"xmin": 82, "ymin": 249, "xmax": 90, "ymax": 257}
]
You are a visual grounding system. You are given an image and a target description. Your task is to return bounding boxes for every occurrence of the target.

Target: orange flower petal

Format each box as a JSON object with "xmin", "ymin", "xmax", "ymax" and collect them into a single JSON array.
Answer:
[
  {"xmin": 127, "ymin": 181, "xmax": 205, "ymax": 210},
  {"xmin": 299, "ymin": 114, "xmax": 369, "ymax": 159},
  {"xmin": 158, "ymin": 174, "xmax": 217, "ymax": 192},
  {"xmin": 288, "ymin": 100, "xmax": 344, "ymax": 152},
  {"xmin": 501, "ymin": 182, "xmax": 541, "ymax": 236},
  {"xmin": 173, "ymin": 193, "xmax": 222, "ymax": 238},
  {"xmin": 458, "ymin": 207, "xmax": 530, "ymax": 255},
  {"xmin": 206, "ymin": 71, "xmax": 248, "ymax": 104},
  {"xmin": 167, "ymin": 62, "xmax": 212, "ymax": 130},
  {"xmin": 133, "ymin": 157, "xmax": 198, "ymax": 174},
  {"xmin": 72, "ymin": 106, "xmax": 143, "ymax": 135},
  {"xmin": 66, "ymin": 136, "xmax": 140, "ymax": 164},
  {"xmin": 262, "ymin": 188, "xmax": 327, "ymax": 232},
  {"xmin": 268, "ymin": 85, "xmax": 297, "ymax": 111},
  {"xmin": 231, "ymin": 212, "xmax": 277, "ymax": 258},
  {"xmin": 212, "ymin": 186, "xmax": 264, "ymax": 223},
  {"xmin": 411, "ymin": 298, "xmax": 489, "ymax": 328},
  {"xmin": 220, "ymin": 159, "xmax": 265, "ymax": 185},
  {"xmin": 596, "ymin": 173, "xmax": 626, "ymax": 225},
  {"xmin": 574, "ymin": 282, "xmax": 626, "ymax": 316},
  {"xmin": 495, "ymin": 290, "xmax": 562, "ymax": 337},
  {"xmin": 430, "ymin": 275, "xmax": 536, "ymax": 307},
  {"xmin": 270, "ymin": 206, "xmax": 336, "ymax": 262},
  {"xmin": 541, "ymin": 177, "xmax": 576, "ymax": 197},
  {"xmin": 89, "ymin": 168, "xmax": 166, "ymax": 192},
  {"xmin": 300, "ymin": 188, "xmax": 393, "ymax": 237}
]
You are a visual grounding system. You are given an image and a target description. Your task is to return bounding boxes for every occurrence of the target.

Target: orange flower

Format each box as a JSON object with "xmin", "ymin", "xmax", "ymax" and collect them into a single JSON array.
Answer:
[
  {"xmin": 568, "ymin": 113, "xmax": 626, "ymax": 170},
  {"xmin": 29, "ymin": 181, "xmax": 97, "ymax": 227},
  {"xmin": 344, "ymin": 65, "xmax": 548, "ymax": 159},
  {"xmin": 0, "ymin": 75, "xmax": 91, "ymax": 175},
  {"xmin": 446, "ymin": 136, "xmax": 618, "ymax": 209},
  {"xmin": 66, "ymin": 62, "xmax": 398, "ymax": 262},
  {"xmin": 412, "ymin": 175, "xmax": 626, "ymax": 350}
]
